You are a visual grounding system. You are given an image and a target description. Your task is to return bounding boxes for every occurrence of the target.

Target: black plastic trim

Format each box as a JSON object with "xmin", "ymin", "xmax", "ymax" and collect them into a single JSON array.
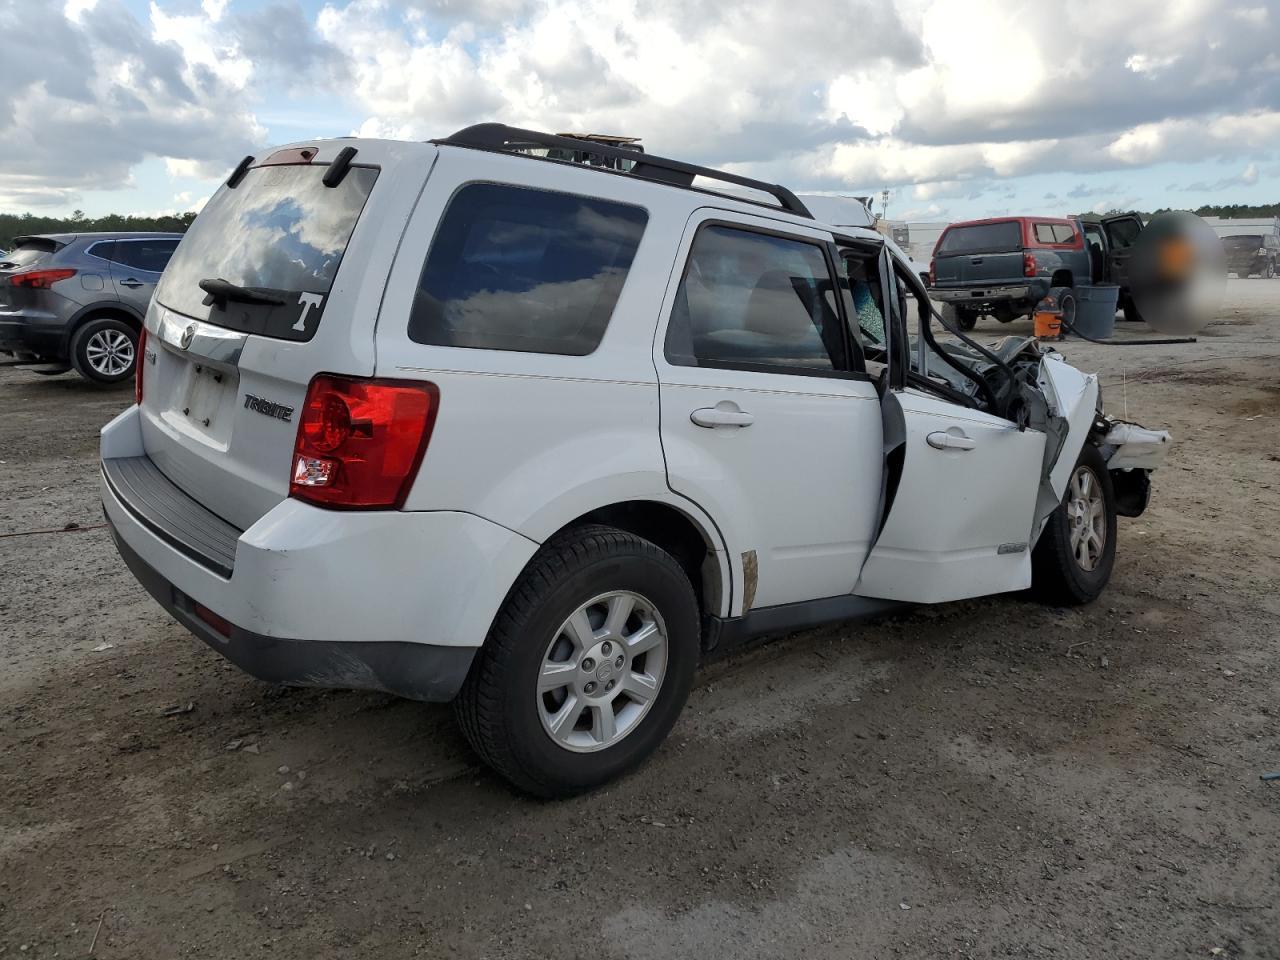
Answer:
[
  {"xmin": 103, "ymin": 456, "xmax": 240, "ymax": 578},
  {"xmin": 705, "ymin": 593, "xmax": 906, "ymax": 656},
  {"xmin": 226, "ymin": 155, "xmax": 254, "ymax": 188},
  {"xmin": 437, "ymin": 123, "xmax": 813, "ymax": 219},
  {"xmin": 106, "ymin": 520, "xmax": 475, "ymax": 703},
  {"xmin": 323, "ymin": 146, "xmax": 358, "ymax": 187}
]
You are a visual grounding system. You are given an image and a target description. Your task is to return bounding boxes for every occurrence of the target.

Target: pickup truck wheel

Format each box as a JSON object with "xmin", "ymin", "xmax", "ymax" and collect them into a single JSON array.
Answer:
[
  {"xmin": 71, "ymin": 317, "xmax": 137, "ymax": 384},
  {"xmin": 455, "ymin": 524, "xmax": 699, "ymax": 798},
  {"xmin": 941, "ymin": 303, "xmax": 977, "ymax": 332},
  {"xmin": 1031, "ymin": 444, "xmax": 1117, "ymax": 606},
  {"xmin": 1266, "ymin": 260, "xmax": 1275, "ymax": 279}
]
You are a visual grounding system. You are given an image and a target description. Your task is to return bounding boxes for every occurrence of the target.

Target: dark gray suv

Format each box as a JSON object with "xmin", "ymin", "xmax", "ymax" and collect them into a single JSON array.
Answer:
[{"xmin": 0, "ymin": 232, "xmax": 182, "ymax": 383}]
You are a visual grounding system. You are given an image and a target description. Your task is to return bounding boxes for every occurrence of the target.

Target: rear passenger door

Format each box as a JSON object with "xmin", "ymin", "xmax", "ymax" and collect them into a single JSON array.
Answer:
[
  {"xmin": 655, "ymin": 211, "xmax": 883, "ymax": 613},
  {"xmin": 107, "ymin": 238, "xmax": 180, "ymax": 312}
]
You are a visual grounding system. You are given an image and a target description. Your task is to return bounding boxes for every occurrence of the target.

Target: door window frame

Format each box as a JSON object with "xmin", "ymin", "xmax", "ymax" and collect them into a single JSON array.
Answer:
[{"xmin": 663, "ymin": 217, "xmax": 871, "ymax": 382}]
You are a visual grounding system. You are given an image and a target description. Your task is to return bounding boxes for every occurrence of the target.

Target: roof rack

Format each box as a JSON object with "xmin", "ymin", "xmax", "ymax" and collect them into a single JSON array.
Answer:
[{"xmin": 435, "ymin": 123, "xmax": 813, "ymax": 219}]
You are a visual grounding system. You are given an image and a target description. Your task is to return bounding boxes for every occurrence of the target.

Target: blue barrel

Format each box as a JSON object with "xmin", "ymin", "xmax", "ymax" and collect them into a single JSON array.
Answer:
[{"xmin": 1071, "ymin": 284, "xmax": 1120, "ymax": 339}]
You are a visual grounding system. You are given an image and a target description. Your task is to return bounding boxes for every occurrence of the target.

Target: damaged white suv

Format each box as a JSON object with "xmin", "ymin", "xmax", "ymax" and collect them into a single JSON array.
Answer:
[{"xmin": 101, "ymin": 125, "xmax": 1168, "ymax": 797}]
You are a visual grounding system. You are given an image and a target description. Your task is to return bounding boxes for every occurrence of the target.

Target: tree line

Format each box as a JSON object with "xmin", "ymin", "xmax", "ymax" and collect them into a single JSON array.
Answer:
[{"xmin": 1, "ymin": 209, "xmax": 197, "ymax": 248}]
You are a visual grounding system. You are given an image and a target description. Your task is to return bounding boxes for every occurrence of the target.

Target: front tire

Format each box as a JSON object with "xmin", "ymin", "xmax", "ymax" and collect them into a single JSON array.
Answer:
[
  {"xmin": 455, "ymin": 524, "xmax": 700, "ymax": 798},
  {"xmin": 1031, "ymin": 444, "xmax": 1117, "ymax": 605},
  {"xmin": 70, "ymin": 317, "xmax": 137, "ymax": 384}
]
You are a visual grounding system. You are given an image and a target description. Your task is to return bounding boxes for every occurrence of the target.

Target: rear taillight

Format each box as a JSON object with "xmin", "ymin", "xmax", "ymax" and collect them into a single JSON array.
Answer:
[
  {"xmin": 1023, "ymin": 253, "xmax": 1037, "ymax": 277},
  {"xmin": 9, "ymin": 268, "xmax": 76, "ymax": 289},
  {"xmin": 289, "ymin": 374, "xmax": 438, "ymax": 510},
  {"xmin": 928, "ymin": 256, "xmax": 936, "ymax": 286},
  {"xmin": 134, "ymin": 327, "xmax": 147, "ymax": 406}
]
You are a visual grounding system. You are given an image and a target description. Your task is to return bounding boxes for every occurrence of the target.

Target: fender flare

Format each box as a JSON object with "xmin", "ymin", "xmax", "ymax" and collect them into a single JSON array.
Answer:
[{"xmin": 63, "ymin": 300, "xmax": 144, "ymax": 351}]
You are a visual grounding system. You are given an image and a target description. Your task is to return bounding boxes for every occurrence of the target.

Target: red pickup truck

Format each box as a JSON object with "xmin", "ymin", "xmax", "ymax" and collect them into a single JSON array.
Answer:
[{"xmin": 928, "ymin": 214, "xmax": 1145, "ymax": 330}]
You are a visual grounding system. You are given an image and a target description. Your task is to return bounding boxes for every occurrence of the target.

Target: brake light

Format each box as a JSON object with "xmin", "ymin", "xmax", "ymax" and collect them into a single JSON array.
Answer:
[
  {"xmin": 1023, "ymin": 253, "xmax": 1037, "ymax": 277},
  {"xmin": 9, "ymin": 268, "xmax": 76, "ymax": 289},
  {"xmin": 928, "ymin": 256, "xmax": 936, "ymax": 286},
  {"xmin": 134, "ymin": 327, "xmax": 147, "ymax": 406},
  {"xmin": 290, "ymin": 374, "xmax": 438, "ymax": 509}
]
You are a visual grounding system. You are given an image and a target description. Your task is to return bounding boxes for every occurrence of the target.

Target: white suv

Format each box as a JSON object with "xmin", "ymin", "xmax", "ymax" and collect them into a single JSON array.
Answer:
[{"xmin": 101, "ymin": 125, "xmax": 1168, "ymax": 796}]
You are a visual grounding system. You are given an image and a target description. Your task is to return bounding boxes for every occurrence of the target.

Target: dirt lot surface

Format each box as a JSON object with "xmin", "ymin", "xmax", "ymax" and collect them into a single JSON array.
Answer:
[{"xmin": 2, "ymin": 280, "xmax": 1279, "ymax": 959}]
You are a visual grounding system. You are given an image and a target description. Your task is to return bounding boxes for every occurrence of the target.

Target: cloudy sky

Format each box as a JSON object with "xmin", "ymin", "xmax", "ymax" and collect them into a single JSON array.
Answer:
[{"xmin": 1, "ymin": 0, "xmax": 1277, "ymax": 222}]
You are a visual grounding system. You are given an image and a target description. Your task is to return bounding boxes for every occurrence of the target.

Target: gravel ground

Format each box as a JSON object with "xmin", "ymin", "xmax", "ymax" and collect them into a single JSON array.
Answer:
[{"xmin": 2, "ymin": 280, "xmax": 1279, "ymax": 959}]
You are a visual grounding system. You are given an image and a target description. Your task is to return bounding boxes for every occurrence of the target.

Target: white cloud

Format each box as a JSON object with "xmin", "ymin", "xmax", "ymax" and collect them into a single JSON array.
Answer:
[{"xmin": 5, "ymin": 0, "xmax": 1280, "ymax": 214}]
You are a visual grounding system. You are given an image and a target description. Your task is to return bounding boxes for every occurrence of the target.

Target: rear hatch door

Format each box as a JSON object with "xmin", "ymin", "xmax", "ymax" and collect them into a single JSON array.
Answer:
[
  {"xmin": 0, "ymin": 237, "xmax": 63, "ymax": 312},
  {"xmin": 932, "ymin": 221, "xmax": 1024, "ymax": 286},
  {"xmin": 135, "ymin": 141, "xmax": 436, "ymax": 531}
]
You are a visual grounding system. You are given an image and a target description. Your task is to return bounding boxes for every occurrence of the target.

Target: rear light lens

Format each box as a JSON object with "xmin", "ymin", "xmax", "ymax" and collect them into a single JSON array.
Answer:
[
  {"xmin": 134, "ymin": 327, "xmax": 147, "ymax": 406},
  {"xmin": 928, "ymin": 257, "xmax": 936, "ymax": 286},
  {"xmin": 194, "ymin": 602, "xmax": 232, "ymax": 638},
  {"xmin": 9, "ymin": 268, "xmax": 77, "ymax": 289},
  {"xmin": 1023, "ymin": 253, "xmax": 1037, "ymax": 277},
  {"xmin": 289, "ymin": 374, "xmax": 438, "ymax": 510}
]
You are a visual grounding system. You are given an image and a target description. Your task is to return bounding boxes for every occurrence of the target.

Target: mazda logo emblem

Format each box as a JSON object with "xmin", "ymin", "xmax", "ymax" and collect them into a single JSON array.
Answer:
[{"xmin": 180, "ymin": 324, "xmax": 196, "ymax": 350}]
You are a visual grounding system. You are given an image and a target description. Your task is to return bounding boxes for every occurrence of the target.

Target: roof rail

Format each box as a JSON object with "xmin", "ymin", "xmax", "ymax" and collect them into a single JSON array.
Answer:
[{"xmin": 435, "ymin": 123, "xmax": 813, "ymax": 219}]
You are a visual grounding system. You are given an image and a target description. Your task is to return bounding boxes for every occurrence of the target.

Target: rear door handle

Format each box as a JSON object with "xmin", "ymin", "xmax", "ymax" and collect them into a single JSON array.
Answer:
[
  {"xmin": 119, "ymin": 278, "xmax": 145, "ymax": 288},
  {"xmin": 927, "ymin": 431, "xmax": 975, "ymax": 451},
  {"xmin": 691, "ymin": 404, "xmax": 754, "ymax": 428}
]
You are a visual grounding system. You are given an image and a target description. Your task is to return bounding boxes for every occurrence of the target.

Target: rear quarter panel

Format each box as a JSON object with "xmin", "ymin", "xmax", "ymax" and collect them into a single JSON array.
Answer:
[{"xmin": 374, "ymin": 148, "xmax": 733, "ymax": 612}]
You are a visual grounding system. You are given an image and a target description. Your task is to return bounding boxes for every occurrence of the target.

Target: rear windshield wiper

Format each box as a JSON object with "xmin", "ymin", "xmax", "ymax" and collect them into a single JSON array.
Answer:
[{"xmin": 199, "ymin": 278, "xmax": 287, "ymax": 309}]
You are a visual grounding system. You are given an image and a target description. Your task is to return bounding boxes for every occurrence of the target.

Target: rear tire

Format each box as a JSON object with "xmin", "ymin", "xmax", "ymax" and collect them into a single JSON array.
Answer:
[
  {"xmin": 1266, "ymin": 260, "xmax": 1275, "ymax": 279},
  {"xmin": 1031, "ymin": 444, "xmax": 1117, "ymax": 605},
  {"xmin": 70, "ymin": 317, "xmax": 137, "ymax": 385},
  {"xmin": 455, "ymin": 524, "xmax": 700, "ymax": 798},
  {"xmin": 941, "ymin": 303, "xmax": 977, "ymax": 331}
]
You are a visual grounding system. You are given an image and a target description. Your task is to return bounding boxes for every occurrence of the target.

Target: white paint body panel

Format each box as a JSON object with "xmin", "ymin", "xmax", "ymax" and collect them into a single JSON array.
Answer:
[
  {"xmin": 103, "ymin": 408, "xmax": 537, "ymax": 647},
  {"xmin": 653, "ymin": 208, "xmax": 883, "ymax": 613},
  {"xmin": 854, "ymin": 390, "xmax": 1047, "ymax": 603},
  {"xmin": 1037, "ymin": 353, "xmax": 1101, "ymax": 500}
]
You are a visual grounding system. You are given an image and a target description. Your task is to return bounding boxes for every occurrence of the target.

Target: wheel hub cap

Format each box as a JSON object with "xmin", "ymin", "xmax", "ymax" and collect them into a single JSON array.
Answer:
[{"xmin": 537, "ymin": 591, "xmax": 669, "ymax": 753}]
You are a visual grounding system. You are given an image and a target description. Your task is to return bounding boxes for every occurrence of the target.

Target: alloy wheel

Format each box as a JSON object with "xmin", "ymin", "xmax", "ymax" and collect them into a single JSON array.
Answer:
[
  {"xmin": 85, "ymin": 329, "xmax": 135, "ymax": 377},
  {"xmin": 537, "ymin": 591, "xmax": 669, "ymax": 753},
  {"xmin": 1067, "ymin": 465, "xmax": 1106, "ymax": 572}
]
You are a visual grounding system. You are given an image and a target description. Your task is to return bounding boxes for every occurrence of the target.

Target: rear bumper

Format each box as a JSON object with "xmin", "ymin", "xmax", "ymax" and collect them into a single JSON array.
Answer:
[
  {"xmin": 0, "ymin": 310, "xmax": 66, "ymax": 358},
  {"xmin": 100, "ymin": 405, "xmax": 539, "ymax": 701},
  {"xmin": 108, "ymin": 523, "xmax": 478, "ymax": 701},
  {"xmin": 929, "ymin": 284, "xmax": 1039, "ymax": 304}
]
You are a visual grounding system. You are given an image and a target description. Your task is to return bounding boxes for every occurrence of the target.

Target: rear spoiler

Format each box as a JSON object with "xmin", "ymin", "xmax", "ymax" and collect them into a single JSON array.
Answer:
[{"xmin": 10, "ymin": 236, "xmax": 64, "ymax": 252}]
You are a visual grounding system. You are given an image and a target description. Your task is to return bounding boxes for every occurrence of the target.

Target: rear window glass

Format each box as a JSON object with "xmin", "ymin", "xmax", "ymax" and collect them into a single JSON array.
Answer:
[
  {"xmin": 937, "ymin": 221, "xmax": 1023, "ymax": 255},
  {"xmin": 0, "ymin": 242, "xmax": 57, "ymax": 270},
  {"xmin": 1223, "ymin": 235, "xmax": 1264, "ymax": 250},
  {"xmin": 407, "ymin": 183, "xmax": 648, "ymax": 356},
  {"xmin": 155, "ymin": 164, "xmax": 378, "ymax": 341}
]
